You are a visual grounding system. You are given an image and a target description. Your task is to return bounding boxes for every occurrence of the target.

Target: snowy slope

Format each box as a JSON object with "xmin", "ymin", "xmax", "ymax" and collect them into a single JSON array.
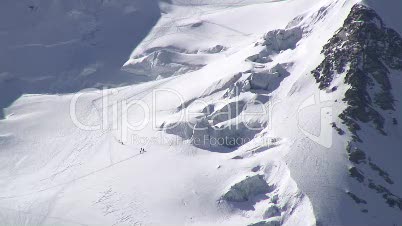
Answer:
[
  {"xmin": 0, "ymin": 0, "xmax": 161, "ymax": 118},
  {"xmin": 0, "ymin": 0, "xmax": 401, "ymax": 225}
]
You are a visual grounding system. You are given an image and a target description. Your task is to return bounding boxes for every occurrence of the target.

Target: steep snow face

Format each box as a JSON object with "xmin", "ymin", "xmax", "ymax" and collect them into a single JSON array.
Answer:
[
  {"xmin": 0, "ymin": 0, "xmax": 401, "ymax": 225},
  {"xmin": 0, "ymin": 0, "xmax": 160, "ymax": 84},
  {"xmin": 0, "ymin": 0, "xmax": 161, "ymax": 117}
]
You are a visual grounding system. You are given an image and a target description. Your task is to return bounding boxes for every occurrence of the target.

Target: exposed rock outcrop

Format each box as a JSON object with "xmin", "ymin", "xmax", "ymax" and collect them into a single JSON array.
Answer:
[
  {"xmin": 312, "ymin": 4, "xmax": 402, "ymax": 212},
  {"xmin": 312, "ymin": 4, "xmax": 402, "ymax": 137}
]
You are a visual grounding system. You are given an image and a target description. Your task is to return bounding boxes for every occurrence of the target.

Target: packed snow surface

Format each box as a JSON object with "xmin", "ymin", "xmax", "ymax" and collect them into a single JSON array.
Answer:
[{"xmin": 0, "ymin": 0, "xmax": 401, "ymax": 225}]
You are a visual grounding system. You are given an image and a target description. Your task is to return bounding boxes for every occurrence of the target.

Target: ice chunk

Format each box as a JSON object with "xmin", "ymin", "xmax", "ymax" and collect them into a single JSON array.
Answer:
[{"xmin": 223, "ymin": 175, "xmax": 270, "ymax": 202}]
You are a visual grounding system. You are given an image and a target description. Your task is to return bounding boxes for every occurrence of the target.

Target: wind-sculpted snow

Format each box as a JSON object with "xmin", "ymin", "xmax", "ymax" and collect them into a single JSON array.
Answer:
[
  {"xmin": 248, "ymin": 27, "xmax": 302, "ymax": 64},
  {"xmin": 223, "ymin": 175, "xmax": 271, "ymax": 202},
  {"xmin": 221, "ymin": 160, "xmax": 316, "ymax": 226},
  {"xmin": 248, "ymin": 64, "xmax": 290, "ymax": 91},
  {"xmin": 163, "ymin": 117, "xmax": 265, "ymax": 149},
  {"xmin": 162, "ymin": 59, "xmax": 291, "ymax": 149},
  {"xmin": 202, "ymin": 73, "xmax": 243, "ymax": 97},
  {"xmin": 249, "ymin": 220, "xmax": 280, "ymax": 226},
  {"xmin": 122, "ymin": 47, "xmax": 212, "ymax": 78},
  {"xmin": 1, "ymin": 0, "xmax": 401, "ymax": 225},
  {"xmin": 262, "ymin": 27, "xmax": 303, "ymax": 54}
]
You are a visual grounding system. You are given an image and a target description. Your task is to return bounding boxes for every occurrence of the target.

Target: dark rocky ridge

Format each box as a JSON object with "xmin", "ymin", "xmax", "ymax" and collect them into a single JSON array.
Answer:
[
  {"xmin": 312, "ymin": 4, "xmax": 402, "ymax": 212},
  {"xmin": 312, "ymin": 4, "xmax": 402, "ymax": 138}
]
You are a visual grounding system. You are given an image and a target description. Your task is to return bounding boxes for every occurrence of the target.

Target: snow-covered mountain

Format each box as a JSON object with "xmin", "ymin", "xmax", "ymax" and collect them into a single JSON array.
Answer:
[{"xmin": 0, "ymin": 0, "xmax": 401, "ymax": 225}]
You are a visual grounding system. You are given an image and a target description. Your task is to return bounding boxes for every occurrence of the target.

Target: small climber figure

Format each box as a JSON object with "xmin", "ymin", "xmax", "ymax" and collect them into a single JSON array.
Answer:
[{"xmin": 140, "ymin": 148, "xmax": 146, "ymax": 154}]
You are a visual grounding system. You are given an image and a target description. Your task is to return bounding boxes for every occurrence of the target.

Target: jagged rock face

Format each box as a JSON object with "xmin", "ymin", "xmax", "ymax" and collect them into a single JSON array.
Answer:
[
  {"xmin": 312, "ymin": 4, "xmax": 402, "ymax": 137},
  {"xmin": 313, "ymin": 4, "xmax": 402, "ymax": 212}
]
